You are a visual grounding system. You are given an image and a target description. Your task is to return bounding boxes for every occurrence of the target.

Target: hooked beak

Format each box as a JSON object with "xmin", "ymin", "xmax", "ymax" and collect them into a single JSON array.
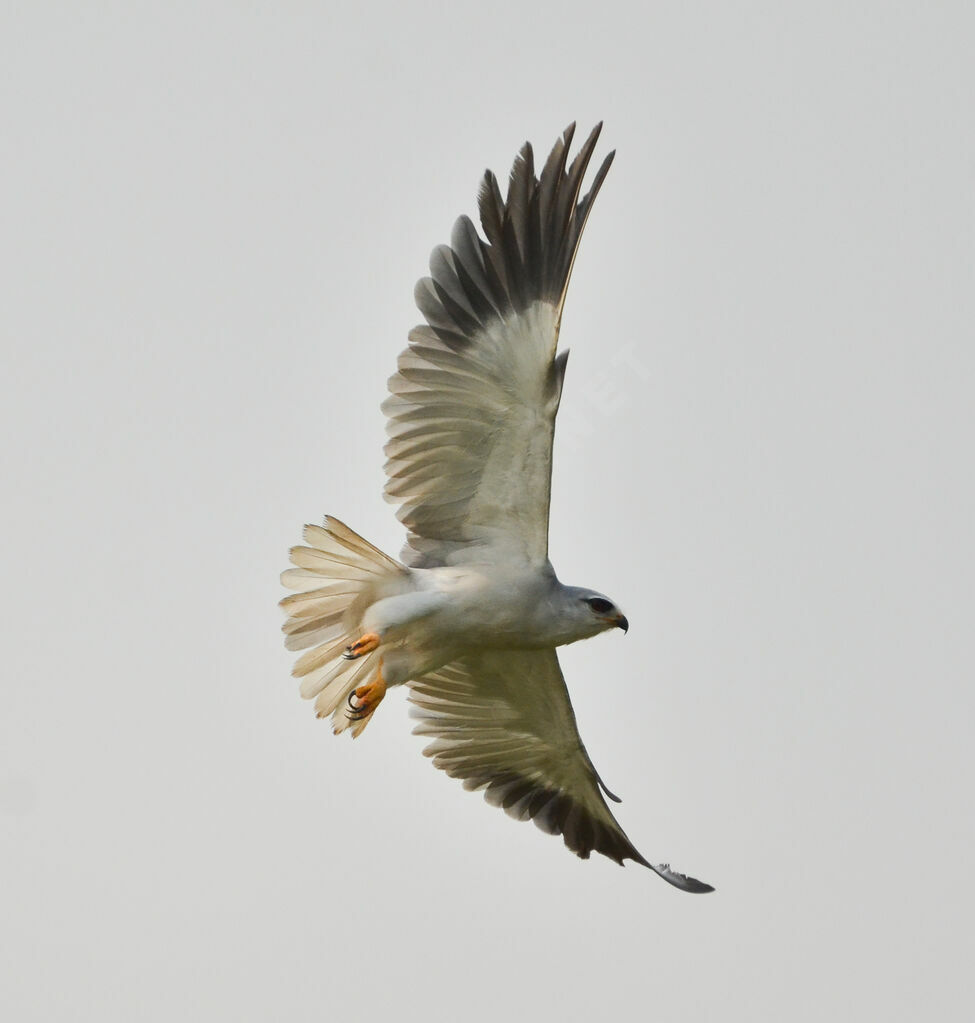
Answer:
[{"xmin": 615, "ymin": 614, "xmax": 629, "ymax": 634}]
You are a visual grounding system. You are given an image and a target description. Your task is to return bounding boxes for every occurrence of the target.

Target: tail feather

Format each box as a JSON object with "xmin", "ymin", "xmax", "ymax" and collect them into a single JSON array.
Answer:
[
  {"xmin": 281, "ymin": 609, "xmax": 345, "ymax": 634},
  {"xmin": 319, "ymin": 516, "xmax": 403, "ymax": 570},
  {"xmin": 279, "ymin": 589, "xmax": 355, "ymax": 620},
  {"xmin": 301, "ymin": 647, "xmax": 370, "ymax": 702},
  {"xmin": 288, "ymin": 546, "xmax": 379, "ymax": 580},
  {"xmin": 281, "ymin": 568, "xmax": 345, "ymax": 591},
  {"xmin": 292, "ymin": 636, "xmax": 350, "ymax": 678},
  {"xmin": 280, "ymin": 516, "xmax": 405, "ymax": 737},
  {"xmin": 282, "ymin": 617, "xmax": 346, "ymax": 652},
  {"xmin": 299, "ymin": 649, "xmax": 353, "ymax": 700}
]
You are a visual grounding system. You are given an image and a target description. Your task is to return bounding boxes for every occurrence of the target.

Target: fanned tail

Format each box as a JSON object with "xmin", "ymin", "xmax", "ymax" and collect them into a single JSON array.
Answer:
[{"xmin": 279, "ymin": 516, "xmax": 406, "ymax": 737}]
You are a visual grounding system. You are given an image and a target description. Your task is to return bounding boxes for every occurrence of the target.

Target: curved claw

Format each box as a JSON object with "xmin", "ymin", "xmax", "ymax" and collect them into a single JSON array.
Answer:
[
  {"xmin": 344, "ymin": 633, "xmax": 381, "ymax": 660},
  {"xmin": 346, "ymin": 689, "xmax": 370, "ymax": 721},
  {"xmin": 341, "ymin": 665, "xmax": 386, "ymax": 727}
]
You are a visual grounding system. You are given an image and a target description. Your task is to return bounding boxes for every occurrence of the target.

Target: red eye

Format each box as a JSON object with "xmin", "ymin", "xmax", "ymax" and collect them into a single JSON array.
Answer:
[{"xmin": 587, "ymin": 597, "xmax": 613, "ymax": 614}]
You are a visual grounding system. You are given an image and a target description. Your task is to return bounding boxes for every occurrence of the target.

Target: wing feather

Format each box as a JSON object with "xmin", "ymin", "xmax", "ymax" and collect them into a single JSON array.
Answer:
[
  {"xmin": 408, "ymin": 650, "xmax": 714, "ymax": 892},
  {"xmin": 384, "ymin": 124, "xmax": 615, "ymax": 566}
]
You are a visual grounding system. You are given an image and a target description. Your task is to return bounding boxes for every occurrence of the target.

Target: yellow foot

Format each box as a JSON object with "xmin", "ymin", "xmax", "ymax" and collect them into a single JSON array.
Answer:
[
  {"xmin": 343, "ymin": 632, "xmax": 380, "ymax": 660},
  {"xmin": 345, "ymin": 665, "xmax": 387, "ymax": 734}
]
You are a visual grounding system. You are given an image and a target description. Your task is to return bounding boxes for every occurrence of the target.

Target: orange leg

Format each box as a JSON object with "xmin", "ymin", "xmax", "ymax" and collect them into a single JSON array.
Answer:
[{"xmin": 343, "ymin": 632, "xmax": 380, "ymax": 660}]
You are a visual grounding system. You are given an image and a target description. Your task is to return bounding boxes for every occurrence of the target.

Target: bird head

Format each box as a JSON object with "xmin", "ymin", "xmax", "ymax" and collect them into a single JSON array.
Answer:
[{"xmin": 560, "ymin": 587, "xmax": 629, "ymax": 640}]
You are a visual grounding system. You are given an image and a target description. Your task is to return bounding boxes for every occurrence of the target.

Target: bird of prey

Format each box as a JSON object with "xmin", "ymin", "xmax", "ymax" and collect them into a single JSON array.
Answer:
[{"xmin": 280, "ymin": 123, "xmax": 712, "ymax": 893}]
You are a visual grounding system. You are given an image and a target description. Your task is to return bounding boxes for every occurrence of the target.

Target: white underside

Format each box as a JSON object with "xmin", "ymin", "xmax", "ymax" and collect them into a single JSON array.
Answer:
[{"xmin": 361, "ymin": 561, "xmax": 563, "ymax": 684}]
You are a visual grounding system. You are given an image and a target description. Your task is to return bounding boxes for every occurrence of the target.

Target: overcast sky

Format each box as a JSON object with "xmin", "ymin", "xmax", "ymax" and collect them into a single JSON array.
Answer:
[{"xmin": 2, "ymin": 2, "xmax": 973, "ymax": 1020}]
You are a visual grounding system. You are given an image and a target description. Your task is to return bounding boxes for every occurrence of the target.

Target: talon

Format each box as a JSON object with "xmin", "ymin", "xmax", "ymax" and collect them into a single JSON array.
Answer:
[
  {"xmin": 344, "ymin": 632, "xmax": 380, "ymax": 659},
  {"xmin": 342, "ymin": 666, "xmax": 388, "ymax": 727},
  {"xmin": 346, "ymin": 689, "xmax": 369, "ymax": 721}
]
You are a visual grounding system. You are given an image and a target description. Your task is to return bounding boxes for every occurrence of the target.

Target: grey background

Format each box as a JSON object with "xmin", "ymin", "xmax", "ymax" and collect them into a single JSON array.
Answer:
[{"xmin": 2, "ymin": 2, "xmax": 972, "ymax": 1020}]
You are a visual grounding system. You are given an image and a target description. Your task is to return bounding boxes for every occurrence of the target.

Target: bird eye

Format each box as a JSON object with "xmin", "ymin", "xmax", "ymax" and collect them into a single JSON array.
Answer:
[{"xmin": 586, "ymin": 597, "xmax": 613, "ymax": 614}]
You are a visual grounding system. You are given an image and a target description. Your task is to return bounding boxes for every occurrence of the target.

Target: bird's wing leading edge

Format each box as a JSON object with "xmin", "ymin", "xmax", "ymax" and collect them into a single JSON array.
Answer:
[
  {"xmin": 407, "ymin": 649, "xmax": 714, "ymax": 893},
  {"xmin": 383, "ymin": 123, "xmax": 614, "ymax": 567}
]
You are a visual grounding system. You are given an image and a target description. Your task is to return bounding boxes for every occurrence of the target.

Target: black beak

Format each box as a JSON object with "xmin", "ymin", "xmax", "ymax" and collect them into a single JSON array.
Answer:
[{"xmin": 616, "ymin": 615, "xmax": 629, "ymax": 633}]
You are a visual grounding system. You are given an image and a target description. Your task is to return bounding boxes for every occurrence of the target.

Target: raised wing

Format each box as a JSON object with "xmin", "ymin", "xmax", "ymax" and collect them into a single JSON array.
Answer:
[
  {"xmin": 383, "ymin": 123, "xmax": 614, "ymax": 567},
  {"xmin": 408, "ymin": 649, "xmax": 714, "ymax": 893}
]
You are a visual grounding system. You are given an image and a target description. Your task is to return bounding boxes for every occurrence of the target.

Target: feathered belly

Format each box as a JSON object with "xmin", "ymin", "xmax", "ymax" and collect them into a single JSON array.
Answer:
[
  {"xmin": 363, "ymin": 564, "xmax": 551, "ymax": 679},
  {"xmin": 413, "ymin": 565, "xmax": 552, "ymax": 649}
]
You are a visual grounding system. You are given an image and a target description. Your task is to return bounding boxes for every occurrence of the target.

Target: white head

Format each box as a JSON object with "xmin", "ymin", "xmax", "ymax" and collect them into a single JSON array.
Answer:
[{"xmin": 554, "ymin": 585, "xmax": 629, "ymax": 644}]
